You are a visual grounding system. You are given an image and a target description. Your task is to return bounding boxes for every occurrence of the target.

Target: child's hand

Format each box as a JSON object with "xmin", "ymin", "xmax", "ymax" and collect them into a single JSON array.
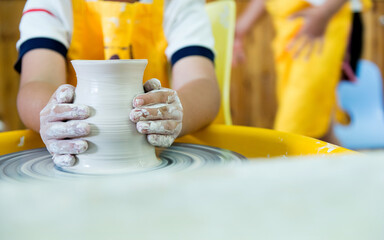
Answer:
[
  {"xmin": 40, "ymin": 84, "xmax": 91, "ymax": 167},
  {"xmin": 286, "ymin": 6, "xmax": 332, "ymax": 59},
  {"xmin": 130, "ymin": 79, "xmax": 183, "ymax": 147}
]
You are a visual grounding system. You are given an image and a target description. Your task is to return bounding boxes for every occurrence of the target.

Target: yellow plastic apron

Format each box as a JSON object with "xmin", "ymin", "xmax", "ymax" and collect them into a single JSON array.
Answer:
[
  {"xmin": 265, "ymin": 0, "xmax": 352, "ymax": 138},
  {"xmin": 67, "ymin": 0, "xmax": 169, "ymax": 88},
  {"xmin": 361, "ymin": 0, "xmax": 373, "ymax": 12}
]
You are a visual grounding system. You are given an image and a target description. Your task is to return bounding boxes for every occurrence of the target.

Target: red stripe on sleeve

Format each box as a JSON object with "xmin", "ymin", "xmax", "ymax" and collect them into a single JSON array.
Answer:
[{"xmin": 23, "ymin": 9, "xmax": 56, "ymax": 18}]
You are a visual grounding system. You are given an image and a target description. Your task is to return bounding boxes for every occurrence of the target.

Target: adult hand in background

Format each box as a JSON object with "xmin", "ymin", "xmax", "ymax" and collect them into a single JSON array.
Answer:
[
  {"xmin": 287, "ymin": 6, "xmax": 333, "ymax": 59},
  {"xmin": 40, "ymin": 84, "xmax": 91, "ymax": 167},
  {"xmin": 232, "ymin": 29, "xmax": 247, "ymax": 67},
  {"xmin": 130, "ymin": 79, "xmax": 183, "ymax": 147}
]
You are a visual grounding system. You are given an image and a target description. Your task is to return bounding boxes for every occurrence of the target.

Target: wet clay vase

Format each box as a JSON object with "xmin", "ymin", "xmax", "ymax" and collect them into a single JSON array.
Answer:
[{"xmin": 62, "ymin": 59, "xmax": 159, "ymax": 174}]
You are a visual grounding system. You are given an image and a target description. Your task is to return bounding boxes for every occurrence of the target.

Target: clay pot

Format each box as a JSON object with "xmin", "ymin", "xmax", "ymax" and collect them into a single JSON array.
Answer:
[{"xmin": 62, "ymin": 59, "xmax": 159, "ymax": 174}]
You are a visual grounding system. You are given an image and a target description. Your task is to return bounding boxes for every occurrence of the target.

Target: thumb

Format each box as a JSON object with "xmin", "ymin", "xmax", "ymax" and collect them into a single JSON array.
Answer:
[
  {"xmin": 50, "ymin": 84, "xmax": 75, "ymax": 104},
  {"xmin": 143, "ymin": 78, "xmax": 162, "ymax": 92}
]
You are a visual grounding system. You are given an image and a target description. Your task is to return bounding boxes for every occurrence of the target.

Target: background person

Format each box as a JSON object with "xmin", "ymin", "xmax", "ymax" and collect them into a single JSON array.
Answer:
[{"xmin": 234, "ymin": 0, "xmax": 371, "ymax": 144}]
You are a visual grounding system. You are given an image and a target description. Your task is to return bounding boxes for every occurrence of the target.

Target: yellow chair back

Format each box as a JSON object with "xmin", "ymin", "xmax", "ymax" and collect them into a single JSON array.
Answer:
[{"xmin": 206, "ymin": 0, "xmax": 235, "ymax": 125}]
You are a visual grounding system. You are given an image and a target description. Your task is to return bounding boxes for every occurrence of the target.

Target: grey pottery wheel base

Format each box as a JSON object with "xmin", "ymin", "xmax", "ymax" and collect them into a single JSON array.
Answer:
[{"xmin": 0, "ymin": 143, "xmax": 246, "ymax": 182}]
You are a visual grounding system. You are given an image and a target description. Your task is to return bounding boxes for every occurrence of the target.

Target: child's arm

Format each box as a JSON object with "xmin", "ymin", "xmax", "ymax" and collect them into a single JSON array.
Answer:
[
  {"xmin": 17, "ymin": 49, "xmax": 91, "ymax": 166},
  {"xmin": 171, "ymin": 56, "xmax": 220, "ymax": 136},
  {"xmin": 287, "ymin": 0, "xmax": 349, "ymax": 58},
  {"xmin": 130, "ymin": 55, "xmax": 220, "ymax": 147},
  {"xmin": 17, "ymin": 49, "xmax": 66, "ymax": 131},
  {"xmin": 233, "ymin": 0, "xmax": 266, "ymax": 66}
]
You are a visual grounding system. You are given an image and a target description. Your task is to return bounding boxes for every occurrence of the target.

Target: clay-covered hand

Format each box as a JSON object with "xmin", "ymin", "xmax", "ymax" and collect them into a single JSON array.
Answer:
[
  {"xmin": 40, "ymin": 84, "xmax": 91, "ymax": 167},
  {"xmin": 130, "ymin": 79, "xmax": 183, "ymax": 147}
]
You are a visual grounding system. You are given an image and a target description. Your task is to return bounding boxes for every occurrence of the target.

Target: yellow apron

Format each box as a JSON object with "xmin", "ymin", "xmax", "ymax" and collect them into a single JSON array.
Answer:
[
  {"xmin": 361, "ymin": 0, "xmax": 373, "ymax": 12},
  {"xmin": 265, "ymin": 0, "xmax": 352, "ymax": 138},
  {"xmin": 67, "ymin": 0, "xmax": 169, "ymax": 88}
]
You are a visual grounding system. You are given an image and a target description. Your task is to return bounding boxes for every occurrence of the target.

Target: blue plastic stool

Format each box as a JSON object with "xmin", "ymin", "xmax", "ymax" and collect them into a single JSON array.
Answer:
[{"xmin": 334, "ymin": 60, "xmax": 384, "ymax": 149}]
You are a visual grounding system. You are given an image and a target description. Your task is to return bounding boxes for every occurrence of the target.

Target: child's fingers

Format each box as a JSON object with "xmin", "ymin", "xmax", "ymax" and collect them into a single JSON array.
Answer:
[
  {"xmin": 46, "ymin": 139, "xmax": 88, "ymax": 155},
  {"xmin": 133, "ymin": 89, "xmax": 178, "ymax": 107},
  {"xmin": 130, "ymin": 104, "xmax": 183, "ymax": 122},
  {"xmin": 132, "ymin": 84, "xmax": 183, "ymax": 148},
  {"xmin": 53, "ymin": 154, "xmax": 76, "ymax": 167},
  {"xmin": 305, "ymin": 41, "xmax": 315, "ymax": 60},
  {"xmin": 50, "ymin": 84, "xmax": 76, "ymax": 104},
  {"xmin": 293, "ymin": 37, "xmax": 310, "ymax": 59},
  {"xmin": 42, "ymin": 121, "xmax": 91, "ymax": 139},
  {"xmin": 40, "ymin": 85, "xmax": 91, "ymax": 168},
  {"xmin": 136, "ymin": 120, "xmax": 182, "ymax": 135},
  {"xmin": 41, "ymin": 104, "xmax": 90, "ymax": 122},
  {"xmin": 147, "ymin": 134, "xmax": 175, "ymax": 147}
]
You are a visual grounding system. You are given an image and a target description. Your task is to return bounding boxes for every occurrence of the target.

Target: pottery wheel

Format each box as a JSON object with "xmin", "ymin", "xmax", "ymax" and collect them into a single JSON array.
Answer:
[{"xmin": 0, "ymin": 143, "xmax": 246, "ymax": 182}]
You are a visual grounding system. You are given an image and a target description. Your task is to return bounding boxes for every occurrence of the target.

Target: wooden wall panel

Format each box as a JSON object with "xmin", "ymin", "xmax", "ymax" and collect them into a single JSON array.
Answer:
[
  {"xmin": 0, "ymin": 0, "xmax": 25, "ymax": 131},
  {"xmin": 363, "ymin": 0, "xmax": 384, "ymax": 74},
  {"xmin": 231, "ymin": 1, "xmax": 276, "ymax": 128}
]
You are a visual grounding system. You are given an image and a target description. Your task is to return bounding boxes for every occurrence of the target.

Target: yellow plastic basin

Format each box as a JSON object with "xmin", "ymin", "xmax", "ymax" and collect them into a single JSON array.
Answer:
[{"xmin": 0, "ymin": 125, "xmax": 354, "ymax": 157}]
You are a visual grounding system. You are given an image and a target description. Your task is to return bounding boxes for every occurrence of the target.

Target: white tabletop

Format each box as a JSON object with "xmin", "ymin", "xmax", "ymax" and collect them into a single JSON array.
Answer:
[{"xmin": 0, "ymin": 152, "xmax": 383, "ymax": 240}]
